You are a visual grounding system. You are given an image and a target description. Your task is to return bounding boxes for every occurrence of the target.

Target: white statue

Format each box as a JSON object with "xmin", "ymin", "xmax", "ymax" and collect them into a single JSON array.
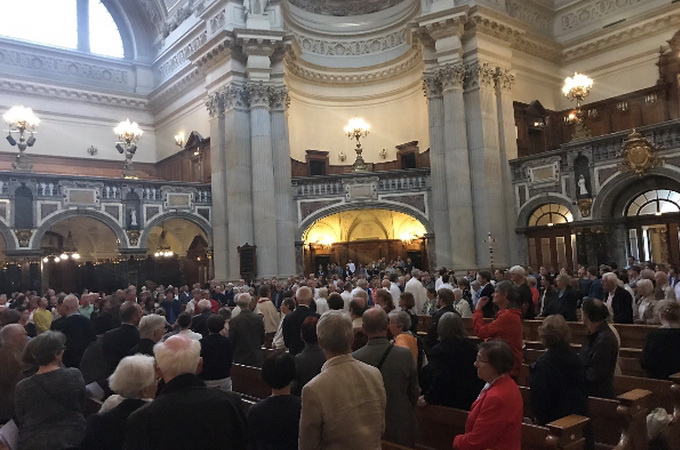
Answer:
[
  {"xmin": 578, "ymin": 175, "xmax": 589, "ymax": 196},
  {"xmin": 244, "ymin": 0, "xmax": 268, "ymax": 15},
  {"xmin": 130, "ymin": 208, "xmax": 138, "ymax": 227}
]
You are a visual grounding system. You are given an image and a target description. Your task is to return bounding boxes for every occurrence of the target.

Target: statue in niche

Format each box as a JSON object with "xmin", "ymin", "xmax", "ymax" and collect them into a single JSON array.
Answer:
[
  {"xmin": 244, "ymin": 0, "xmax": 268, "ymax": 15},
  {"xmin": 130, "ymin": 208, "xmax": 138, "ymax": 227},
  {"xmin": 578, "ymin": 175, "xmax": 589, "ymax": 196}
]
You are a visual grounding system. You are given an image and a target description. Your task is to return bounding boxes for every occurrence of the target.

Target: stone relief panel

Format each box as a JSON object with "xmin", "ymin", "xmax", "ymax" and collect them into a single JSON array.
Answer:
[
  {"xmin": 293, "ymin": 29, "xmax": 407, "ymax": 57},
  {"xmin": 505, "ymin": 1, "xmax": 551, "ymax": 34},
  {"xmin": 380, "ymin": 193, "xmax": 427, "ymax": 216},
  {"xmin": 560, "ymin": 0, "xmax": 643, "ymax": 31},
  {"xmin": 298, "ymin": 199, "xmax": 344, "ymax": 224},
  {"xmin": 289, "ymin": 0, "xmax": 405, "ymax": 16},
  {"xmin": 156, "ymin": 31, "xmax": 207, "ymax": 82}
]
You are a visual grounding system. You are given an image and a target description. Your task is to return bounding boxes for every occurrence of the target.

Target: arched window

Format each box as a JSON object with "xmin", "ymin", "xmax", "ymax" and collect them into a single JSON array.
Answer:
[
  {"xmin": 626, "ymin": 189, "xmax": 680, "ymax": 216},
  {"xmin": 2, "ymin": 0, "xmax": 124, "ymax": 58},
  {"xmin": 528, "ymin": 204, "xmax": 573, "ymax": 227}
]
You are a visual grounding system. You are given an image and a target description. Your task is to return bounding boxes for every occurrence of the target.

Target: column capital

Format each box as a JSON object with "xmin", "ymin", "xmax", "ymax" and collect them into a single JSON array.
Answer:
[
  {"xmin": 438, "ymin": 63, "xmax": 466, "ymax": 94},
  {"xmin": 206, "ymin": 91, "xmax": 224, "ymax": 118},
  {"xmin": 222, "ymin": 83, "xmax": 250, "ymax": 112},
  {"xmin": 246, "ymin": 81, "xmax": 272, "ymax": 109},
  {"xmin": 465, "ymin": 61, "xmax": 496, "ymax": 91},
  {"xmin": 422, "ymin": 72, "xmax": 443, "ymax": 99},
  {"xmin": 494, "ymin": 67, "xmax": 515, "ymax": 93},
  {"xmin": 270, "ymin": 85, "xmax": 290, "ymax": 112}
]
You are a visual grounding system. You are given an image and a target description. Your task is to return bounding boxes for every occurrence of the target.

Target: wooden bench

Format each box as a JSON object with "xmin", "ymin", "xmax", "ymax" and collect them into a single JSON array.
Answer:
[
  {"xmin": 523, "ymin": 346, "xmax": 645, "ymax": 378},
  {"xmin": 230, "ymin": 363, "xmax": 270, "ymax": 403},
  {"xmin": 415, "ymin": 403, "xmax": 589, "ymax": 449}
]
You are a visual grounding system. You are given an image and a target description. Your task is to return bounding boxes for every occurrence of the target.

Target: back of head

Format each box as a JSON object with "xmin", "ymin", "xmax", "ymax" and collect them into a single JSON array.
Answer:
[
  {"xmin": 258, "ymin": 284, "xmax": 271, "ymax": 298},
  {"xmin": 120, "ymin": 300, "xmax": 141, "ymax": 323},
  {"xmin": 349, "ymin": 298, "xmax": 366, "ymax": 317},
  {"xmin": 658, "ymin": 300, "xmax": 680, "ymax": 325},
  {"xmin": 296, "ymin": 286, "xmax": 313, "ymax": 305},
  {"xmin": 636, "ymin": 278, "xmax": 654, "ymax": 297},
  {"xmin": 63, "ymin": 294, "xmax": 79, "ymax": 313},
  {"xmin": 509, "ymin": 265, "xmax": 526, "ymax": 279},
  {"xmin": 262, "ymin": 353, "xmax": 296, "ymax": 390},
  {"xmin": 154, "ymin": 335, "xmax": 201, "ymax": 381},
  {"xmin": 138, "ymin": 314, "xmax": 166, "ymax": 340},
  {"xmin": 478, "ymin": 270, "xmax": 492, "ymax": 283},
  {"xmin": 177, "ymin": 311, "xmax": 193, "ymax": 329},
  {"xmin": 582, "ymin": 297, "xmax": 609, "ymax": 323},
  {"xmin": 235, "ymin": 293, "xmax": 251, "ymax": 309},
  {"xmin": 437, "ymin": 288, "xmax": 454, "ymax": 306},
  {"xmin": 300, "ymin": 316, "xmax": 319, "ymax": 344},
  {"xmin": 0, "ymin": 323, "xmax": 26, "ymax": 347},
  {"xmin": 538, "ymin": 315, "xmax": 571, "ymax": 349},
  {"xmin": 197, "ymin": 299, "xmax": 212, "ymax": 312},
  {"xmin": 207, "ymin": 314, "xmax": 226, "ymax": 334},
  {"xmin": 400, "ymin": 292, "xmax": 415, "ymax": 310},
  {"xmin": 109, "ymin": 354, "xmax": 156, "ymax": 399},
  {"xmin": 328, "ymin": 293, "xmax": 344, "ymax": 310},
  {"xmin": 362, "ymin": 308, "xmax": 388, "ymax": 335},
  {"xmin": 479, "ymin": 339, "xmax": 514, "ymax": 375},
  {"xmin": 28, "ymin": 331, "xmax": 66, "ymax": 366},
  {"xmin": 438, "ymin": 312, "xmax": 467, "ymax": 343},
  {"xmin": 388, "ymin": 310, "xmax": 411, "ymax": 333},
  {"xmin": 317, "ymin": 310, "xmax": 353, "ymax": 354}
]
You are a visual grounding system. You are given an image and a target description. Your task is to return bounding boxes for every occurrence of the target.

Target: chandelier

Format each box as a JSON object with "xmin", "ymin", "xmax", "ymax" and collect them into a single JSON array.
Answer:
[
  {"xmin": 114, "ymin": 119, "xmax": 143, "ymax": 179},
  {"xmin": 562, "ymin": 73, "xmax": 593, "ymax": 141},
  {"xmin": 344, "ymin": 117, "xmax": 370, "ymax": 172},
  {"xmin": 42, "ymin": 222, "xmax": 80, "ymax": 263},
  {"xmin": 3, "ymin": 105, "xmax": 40, "ymax": 171},
  {"xmin": 154, "ymin": 224, "xmax": 174, "ymax": 258}
]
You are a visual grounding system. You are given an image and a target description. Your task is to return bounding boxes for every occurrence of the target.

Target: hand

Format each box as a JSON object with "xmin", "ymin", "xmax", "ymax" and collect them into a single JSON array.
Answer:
[
  {"xmin": 417, "ymin": 395, "xmax": 427, "ymax": 407},
  {"xmin": 476, "ymin": 296, "xmax": 490, "ymax": 311}
]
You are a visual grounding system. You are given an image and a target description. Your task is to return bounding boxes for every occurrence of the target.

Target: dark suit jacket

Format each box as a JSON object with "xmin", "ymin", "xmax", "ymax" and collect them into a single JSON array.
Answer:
[
  {"xmin": 293, "ymin": 342, "xmax": 326, "ymax": 396},
  {"xmin": 229, "ymin": 310, "xmax": 264, "ymax": 367},
  {"xmin": 101, "ymin": 324, "xmax": 140, "ymax": 374},
  {"xmin": 191, "ymin": 310, "xmax": 212, "ymax": 338},
  {"xmin": 127, "ymin": 339, "xmax": 156, "ymax": 357},
  {"xmin": 610, "ymin": 287, "xmax": 633, "ymax": 324},
  {"xmin": 426, "ymin": 305, "xmax": 459, "ymax": 348},
  {"xmin": 545, "ymin": 287, "xmax": 578, "ymax": 321},
  {"xmin": 82, "ymin": 398, "xmax": 147, "ymax": 450},
  {"xmin": 199, "ymin": 334, "xmax": 233, "ymax": 380},
  {"xmin": 123, "ymin": 374, "xmax": 246, "ymax": 450},
  {"xmin": 282, "ymin": 305, "xmax": 317, "ymax": 355},
  {"xmin": 479, "ymin": 283, "xmax": 496, "ymax": 318},
  {"xmin": 51, "ymin": 314, "xmax": 96, "ymax": 368}
]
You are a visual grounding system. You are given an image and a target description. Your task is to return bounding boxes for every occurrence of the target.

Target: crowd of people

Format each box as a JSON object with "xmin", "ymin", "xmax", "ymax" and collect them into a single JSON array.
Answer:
[{"xmin": 0, "ymin": 256, "xmax": 679, "ymax": 449}]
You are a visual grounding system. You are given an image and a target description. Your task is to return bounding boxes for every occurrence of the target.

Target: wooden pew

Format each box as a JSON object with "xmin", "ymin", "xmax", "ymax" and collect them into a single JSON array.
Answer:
[
  {"xmin": 415, "ymin": 403, "xmax": 588, "ymax": 449},
  {"xmin": 230, "ymin": 363, "xmax": 270, "ymax": 403},
  {"xmin": 523, "ymin": 346, "xmax": 645, "ymax": 378}
]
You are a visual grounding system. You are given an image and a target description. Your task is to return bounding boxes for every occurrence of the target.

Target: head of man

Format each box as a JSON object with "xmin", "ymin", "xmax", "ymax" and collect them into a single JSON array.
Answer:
[
  {"xmin": 508, "ymin": 265, "xmax": 526, "ymax": 285},
  {"xmin": 317, "ymin": 310, "xmax": 353, "ymax": 357},
  {"xmin": 373, "ymin": 289, "xmax": 393, "ymax": 310},
  {"xmin": 582, "ymin": 297, "xmax": 610, "ymax": 329},
  {"xmin": 349, "ymin": 298, "xmax": 367, "ymax": 319},
  {"xmin": 654, "ymin": 271, "xmax": 669, "ymax": 288},
  {"xmin": 262, "ymin": 353, "xmax": 296, "ymax": 393},
  {"xmin": 124, "ymin": 287, "xmax": 137, "ymax": 303},
  {"xmin": 477, "ymin": 270, "xmax": 492, "ymax": 285},
  {"xmin": 154, "ymin": 335, "xmax": 202, "ymax": 382},
  {"xmin": 138, "ymin": 314, "xmax": 167, "ymax": 343},
  {"xmin": 197, "ymin": 299, "xmax": 212, "ymax": 314},
  {"xmin": 109, "ymin": 354, "xmax": 157, "ymax": 399},
  {"xmin": 362, "ymin": 307, "xmax": 388, "ymax": 338},
  {"xmin": 300, "ymin": 316, "xmax": 319, "ymax": 345},
  {"xmin": 192, "ymin": 288, "xmax": 202, "ymax": 302},
  {"xmin": 601, "ymin": 272, "xmax": 619, "ymax": 293},
  {"xmin": 38, "ymin": 296, "xmax": 48, "ymax": 309},
  {"xmin": 0, "ymin": 323, "xmax": 29, "ymax": 352},
  {"xmin": 235, "ymin": 293, "xmax": 252, "ymax": 310},
  {"xmin": 281, "ymin": 297, "xmax": 296, "ymax": 315},
  {"xmin": 120, "ymin": 301, "xmax": 143, "ymax": 326},
  {"xmin": 296, "ymin": 286, "xmax": 313, "ymax": 306},
  {"xmin": 207, "ymin": 314, "xmax": 226, "ymax": 334},
  {"xmin": 176, "ymin": 311, "xmax": 193, "ymax": 330},
  {"xmin": 437, "ymin": 288, "xmax": 454, "ymax": 308},
  {"xmin": 62, "ymin": 294, "xmax": 80, "ymax": 315}
]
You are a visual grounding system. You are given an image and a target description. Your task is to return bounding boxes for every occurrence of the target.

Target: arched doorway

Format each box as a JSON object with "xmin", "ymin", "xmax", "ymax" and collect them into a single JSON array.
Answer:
[
  {"xmin": 40, "ymin": 216, "xmax": 121, "ymax": 293},
  {"xmin": 623, "ymin": 189, "xmax": 680, "ymax": 265},
  {"xmin": 525, "ymin": 203, "xmax": 575, "ymax": 271},
  {"xmin": 301, "ymin": 209, "xmax": 428, "ymax": 275},
  {"xmin": 145, "ymin": 218, "xmax": 211, "ymax": 287}
]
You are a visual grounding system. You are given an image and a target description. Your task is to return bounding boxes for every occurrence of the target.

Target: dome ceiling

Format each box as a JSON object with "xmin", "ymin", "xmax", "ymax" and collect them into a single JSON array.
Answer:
[{"xmin": 288, "ymin": 0, "xmax": 407, "ymax": 16}]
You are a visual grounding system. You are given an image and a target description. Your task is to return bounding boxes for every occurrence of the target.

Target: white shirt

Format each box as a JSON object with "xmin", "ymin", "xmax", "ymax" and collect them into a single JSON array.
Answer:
[
  {"xmin": 404, "ymin": 278, "xmax": 427, "ymax": 313},
  {"xmin": 389, "ymin": 283, "xmax": 402, "ymax": 306},
  {"xmin": 340, "ymin": 291, "xmax": 353, "ymax": 311},
  {"xmin": 453, "ymin": 299, "xmax": 472, "ymax": 318},
  {"xmin": 316, "ymin": 297, "xmax": 330, "ymax": 315}
]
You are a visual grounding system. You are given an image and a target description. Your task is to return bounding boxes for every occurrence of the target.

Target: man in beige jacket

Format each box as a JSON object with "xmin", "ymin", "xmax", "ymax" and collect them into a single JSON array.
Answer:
[
  {"xmin": 256, "ymin": 285, "xmax": 281, "ymax": 335},
  {"xmin": 299, "ymin": 310, "xmax": 386, "ymax": 450}
]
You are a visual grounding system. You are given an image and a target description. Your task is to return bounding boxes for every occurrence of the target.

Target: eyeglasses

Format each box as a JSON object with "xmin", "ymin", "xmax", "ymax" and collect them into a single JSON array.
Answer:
[{"xmin": 475, "ymin": 355, "xmax": 490, "ymax": 364}]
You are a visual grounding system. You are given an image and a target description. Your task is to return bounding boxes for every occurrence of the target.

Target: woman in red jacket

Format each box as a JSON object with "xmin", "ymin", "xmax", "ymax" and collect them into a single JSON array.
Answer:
[
  {"xmin": 453, "ymin": 340, "xmax": 522, "ymax": 450},
  {"xmin": 472, "ymin": 280, "xmax": 523, "ymax": 378}
]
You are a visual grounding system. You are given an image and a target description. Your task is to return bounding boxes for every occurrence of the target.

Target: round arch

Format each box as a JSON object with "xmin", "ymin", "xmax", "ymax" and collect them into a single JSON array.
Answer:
[
  {"xmin": 0, "ymin": 220, "xmax": 17, "ymax": 251},
  {"xmin": 31, "ymin": 210, "xmax": 128, "ymax": 251},
  {"xmin": 516, "ymin": 194, "xmax": 576, "ymax": 229},
  {"xmin": 140, "ymin": 212, "xmax": 212, "ymax": 249},
  {"xmin": 592, "ymin": 166, "xmax": 680, "ymax": 220},
  {"xmin": 111, "ymin": 0, "xmax": 164, "ymax": 60},
  {"xmin": 297, "ymin": 201, "xmax": 432, "ymax": 241}
]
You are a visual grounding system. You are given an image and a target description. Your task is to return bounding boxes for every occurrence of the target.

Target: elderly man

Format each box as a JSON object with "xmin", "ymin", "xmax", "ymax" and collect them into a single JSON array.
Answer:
[
  {"xmin": 256, "ymin": 285, "xmax": 281, "ymax": 335},
  {"xmin": 404, "ymin": 269, "xmax": 428, "ymax": 314},
  {"xmin": 191, "ymin": 299, "xmax": 213, "ymax": 338},
  {"xmin": 124, "ymin": 335, "xmax": 247, "ymax": 449},
  {"xmin": 51, "ymin": 294, "xmax": 96, "ymax": 368},
  {"xmin": 229, "ymin": 293, "xmax": 265, "ymax": 367},
  {"xmin": 101, "ymin": 301, "xmax": 143, "ymax": 374},
  {"xmin": 601, "ymin": 272, "xmax": 633, "ymax": 323},
  {"xmin": 283, "ymin": 286, "xmax": 317, "ymax": 355},
  {"xmin": 353, "ymin": 308, "xmax": 418, "ymax": 447},
  {"xmin": 128, "ymin": 314, "xmax": 166, "ymax": 356},
  {"xmin": 0, "ymin": 323, "xmax": 29, "ymax": 423},
  {"xmin": 654, "ymin": 271, "xmax": 677, "ymax": 301},
  {"xmin": 299, "ymin": 311, "xmax": 386, "ymax": 450},
  {"xmin": 509, "ymin": 265, "xmax": 534, "ymax": 319}
]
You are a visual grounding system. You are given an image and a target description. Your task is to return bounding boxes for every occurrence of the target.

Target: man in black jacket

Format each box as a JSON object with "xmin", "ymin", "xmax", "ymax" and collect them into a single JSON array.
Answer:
[
  {"xmin": 124, "ymin": 335, "xmax": 246, "ymax": 450},
  {"xmin": 101, "ymin": 301, "xmax": 143, "ymax": 374},
  {"xmin": 282, "ymin": 286, "xmax": 318, "ymax": 355},
  {"xmin": 602, "ymin": 272, "xmax": 633, "ymax": 324},
  {"xmin": 426, "ymin": 288, "xmax": 460, "ymax": 348},
  {"xmin": 51, "ymin": 294, "xmax": 96, "ymax": 368}
]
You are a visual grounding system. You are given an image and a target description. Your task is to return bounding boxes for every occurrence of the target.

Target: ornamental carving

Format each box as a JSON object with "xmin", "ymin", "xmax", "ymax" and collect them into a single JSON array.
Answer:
[
  {"xmin": 466, "ymin": 62, "xmax": 496, "ymax": 90},
  {"xmin": 127, "ymin": 230, "xmax": 140, "ymax": 247},
  {"xmin": 157, "ymin": 31, "xmax": 207, "ymax": 82},
  {"xmin": 289, "ymin": 0, "xmax": 404, "ymax": 16},
  {"xmin": 560, "ymin": 0, "xmax": 643, "ymax": 31},
  {"xmin": 494, "ymin": 67, "xmax": 515, "ymax": 92},
  {"xmin": 293, "ymin": 29, "xmax": 407, "ymax": 56},
  {"xmin": 162, "ymin": 0, "xmax": 195, "ymax": 38},
  {"xmin": 206, "ymin": 92, "xmax": 223, "ymax": 118},
  {"xmin": 422, "ymin": 73, "xmax": 442, "ymax": 99},
  {"xmin": 505, "ymin": 1, "xmax": 551, "ymax": 34},
  {"xmin": 222, "ymin": 84, "xmax": 250, "ymax": 111},
  {"xmin": 577, "ymin": 198, "xmax": 593, "ymax": 218},
  {"xmin": 619, "ymin": 129, "xmax": 662, "ymax": 177},
  {"xmin": 247, "ymin": 82, "xmax": 272, "ymax": 109},
  {"xmin": 270, "ymin": 86, "xmax": 290, "ymax": 111},
  {"xmin": 14, "ymin": 229, "xmax": 32, "ymax": 248},
  {"xmin": 439, "ymin": 64, "xmax": 466, "ymax": 93}
]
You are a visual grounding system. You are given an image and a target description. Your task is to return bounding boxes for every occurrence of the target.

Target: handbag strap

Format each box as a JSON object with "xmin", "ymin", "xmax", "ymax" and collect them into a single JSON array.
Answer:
[{"xmin": 376, "ymin": 344, "xmax": 394, "ymax": 371}]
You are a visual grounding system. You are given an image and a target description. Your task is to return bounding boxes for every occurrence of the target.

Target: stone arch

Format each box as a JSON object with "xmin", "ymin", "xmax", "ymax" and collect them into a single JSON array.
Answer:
[
  {"xmin": 140, "ymin": 211, "xmax": 212, "ymax": 249},
  {"xmin": 591, "ymin": 166, "xmax": 680, "ymax": 220},
  {"xmin": 297, "ymin": 201, "xmax": 432, "ymax": 242},
  {"xmin": 31, "ymin": 209, "xmax": 128, "ymax": 251},
  {"xmin": 516, "ymin": 194, "xmax": 576, "ymax": 229},
  {"xmin": 0, "ymin": 220, "xmax": 17, "ymax": 251},
  {"xmin": 112, "ymin": 0, "xmax": 164, "ymax": 60}
]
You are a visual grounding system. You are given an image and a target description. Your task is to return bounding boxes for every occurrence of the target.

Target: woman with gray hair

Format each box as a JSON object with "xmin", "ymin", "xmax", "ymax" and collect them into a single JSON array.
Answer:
[
  {"xmin": 634, "ymin": 278, "xmax": 659, "ymax": 324},
  {"xmin": 388, "ymin": 310, "xmax": 423, "ymax": 367},
  {"xmin": 14, "ymin": 331, "xmax": 87, "ymax": 450},
  {"xmin": 82, "ymin": 354, "xmax": 157, "ymax": 450},
  {"xmin": 417, "ymin": 312, "xmax": 483, "ymax": 410}
]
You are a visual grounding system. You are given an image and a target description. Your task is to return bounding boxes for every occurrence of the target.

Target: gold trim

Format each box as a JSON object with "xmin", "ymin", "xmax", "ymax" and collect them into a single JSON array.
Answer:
[{"xmin": 619, "ymin": 129, "xmax": 662, "ymax": 176}]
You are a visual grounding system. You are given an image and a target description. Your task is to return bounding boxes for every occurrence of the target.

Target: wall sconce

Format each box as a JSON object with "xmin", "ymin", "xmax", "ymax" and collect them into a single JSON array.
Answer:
[
  {"xmin": 114, "ymin": 119, "xmax": 143, "ymax": 179},
  {"xmin": 174, "ymin": 132, "xmax": 185, "ymax": 148},
  {"xmin": 3, "ymin": 105, "xmax": 40, "ymax": 171},
  {"xmin": 338, "ymin": 150, "xmax": 346, "ymax": 162},
  {"xmin": 379, "ymin": 148, "xmax": 387, "ymax": 159}
]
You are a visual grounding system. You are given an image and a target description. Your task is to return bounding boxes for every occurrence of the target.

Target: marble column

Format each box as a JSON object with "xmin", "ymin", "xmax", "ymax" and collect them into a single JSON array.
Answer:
[
  {"xmin": 464, "ymin": 61, "xmax": 509, "ymax": 268},
  {"xmin": 271, "ymin": 85, "xmax": 297, "ymax": 277},
  {"xmin": 207, "ymin": 92, "xmax": 229, "ymax": 281},
  {"xmin": 248, "ymin": 82, "xmax": 278, "ymax": 278},
  {"xmin": 494, "ymin": 67, "xmax": 519, "ymax": 263},
  {"xmin": 423, "ymin": 72, "xmax": 452, "ymax": 268},
  {"xmin": 440, "ymin": 64, "xmax": 476, "ymax": 270},
  {"xmin": 223, "ymin": 84, "xmax": 254, "ymax": 280}
]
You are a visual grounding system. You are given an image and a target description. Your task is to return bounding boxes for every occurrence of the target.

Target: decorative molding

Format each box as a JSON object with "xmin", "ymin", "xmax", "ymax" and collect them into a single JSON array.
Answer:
[
  {"xmin": 126, "ymin": 230, "xmax": 141, "ymax": 247},
  {"xmin": 465, "ymin": 62, "xmax": 496, "ymax": 90},
  {"xmin": 192, "ymin": 35, "xmax": 236, "ymax": 71},
  {"xmin": 270, "ymin": 85, "xmax": 290, "ymax": 111},
  {"xmin": 439, "ymin": 64, "xmax": 466, "ymax": 93},
  {"xmin": 288, "ymin": 0, "xmax": 405, "ymax": 16},
  {"xmin": 157, "ymin": 31, "xmax": 208, "ymax": 82},
  {"xmin": 422, "ymin": 72, "xmax": 442, "ymax": 99},
  {"xmin": 208, "ymin": 8, "xmax": 227, "ymax": 36},
  {"xmin": 222, "ymin": 84, "xmax": 250, "ymax": 111},
  {"xmin": 505, "ymin": 0, "xmax": 551, "ymax": 35},
  {"xmin": 559, "ymin": 0, "xmax": 643, "ymax": 31},
  {"xmin": 247, "ymin": 82, "xmax": 272, "ymax": 108},
  {"xmin": 148, "ymin": 66, "xmax": 203, "ymax": 111},
  {"xmin": 162, "ymin": 0, "xmax": 196, "ymax": 38},
  {"xmin": 463, "ymin": 14, "xmax": 521, "ymax": 44},
  {"xmin": 205, "ymin": 91, "xmax": 223, "ymax": 118},
  {"xmin": 0, "ymin": 79, "xmax": 148, "ymax": 110},
  {"xmin": 292, "ymin": 29, "xmax": 408, "ymax": 57},
  {"xmin": 577, "ymin": 198, "xmax": 593, "ymax": 217},
  {"xmin": 139, "ymin": 0, "xmax": 167, "ymax": 39},
  {"xmin": 15, "ymin": 229, "xmax": 32, "ymax": 248},
  {"xmin": 619, "ymin": 129, "xmax": 662, "ymax": 177},
  {"xmin": 494, "ymin": 67, "xmax": 515, "ymax": 92},
  {"xmin": 0, "ymin": 47, "xmax": 129, "ymax": 85}
]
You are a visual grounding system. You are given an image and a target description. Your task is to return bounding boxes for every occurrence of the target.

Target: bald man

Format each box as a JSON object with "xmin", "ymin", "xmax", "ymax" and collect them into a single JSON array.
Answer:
[{"xmin": 51, "ymin": 294, "xmax": 96, "ymax": 368}]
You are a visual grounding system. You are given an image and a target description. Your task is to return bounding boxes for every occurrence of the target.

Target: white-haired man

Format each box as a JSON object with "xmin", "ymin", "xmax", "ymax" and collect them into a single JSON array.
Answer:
[
  {"xmin": 404, "ymin": 269, "xmax": 427, "ymax": 314},
  {"xmin": 124, "ymin": 335, "xmax": 246, "ymax": 449},
  {"xmin": 299, "ymin": 310, "xmax": 386, "ymax": 450},
  {"xmin": 509, "ymin": 265, "xmax": 534, "ymax": 319},
  {"xmin": 51, "ymin": 294, "xmax": 96, "ymax": 368},
  {"xmin": 229, "ymin": 293, "xmax": 265, "ymax": 367},
  {"xmin": 602, "ymin": 272, "xmax": 634, "ymax": 324},
  {"xmin": 128, "ymin": 314, "xmax": 166, "ymax": 356}
]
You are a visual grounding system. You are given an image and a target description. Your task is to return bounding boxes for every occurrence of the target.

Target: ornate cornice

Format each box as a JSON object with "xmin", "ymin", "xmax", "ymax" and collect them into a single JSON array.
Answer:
[
  {"xmin": 292, "ymin": 28, "xmax": 408, "ymax": 57},
  {"xmin": 0, "ymin": 79, "xmax": 148, "ymax": 110},
  {"xmin": 156, "ymin": 31, "xmax": 208, "ymax": 83},
  {"xmin": 191, "ymin": 33, "xmax": 237, "ymax": 71},
  {"xmin": 148, "ymin": 66, "xmax": 203, "ymax": 111},
  {"xmin": 505, "ymin": 0, "xmax": 551, "ymax": 35},
  {"xmin": 558, "ymin": 0, "xmax": 643, "ymax": 32},
  {"xmin": 463, "ymin": 13, "xmax": 522, "ymax": 45},
  {"xmin": 288, "ymin": 0, "xmax": 405, "ymax": 16}
]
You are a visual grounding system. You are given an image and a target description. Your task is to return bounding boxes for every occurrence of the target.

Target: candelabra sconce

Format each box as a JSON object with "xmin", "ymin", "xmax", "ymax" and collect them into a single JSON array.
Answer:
[
  {"xmin": 379, "ymin": 148, "xmax": 387, "ymax": 159},
  {"xmin": 174, "ymin": 132, "xmax": 185, "ymax": 148},
  {"xmin": 338, "ymin": 151, "xmax": 346, "ymax": 162},
  {"xmin": 562, "ymin": 73, "xmax": 593, "ymax": 141},
  {"xmin": 3, "ymin": 106, "xmax": 40, "ymax": 171},
  {"xmin": 344, "ymin": 117, "xmax": 370, "ymax": 172},
  {"xmin": 114, "ymin": 119, "xmax": 143, "ymax": 179}
]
